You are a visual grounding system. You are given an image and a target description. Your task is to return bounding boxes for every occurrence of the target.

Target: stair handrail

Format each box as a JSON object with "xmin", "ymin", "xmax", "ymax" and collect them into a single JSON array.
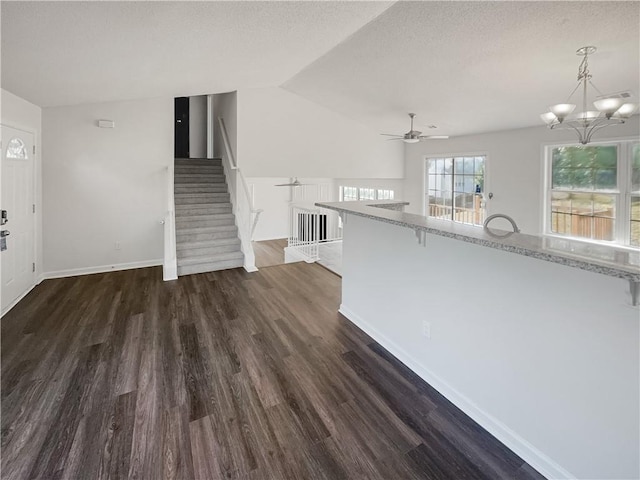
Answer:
[
  {"xmin": 218, "ymin": 117, "xmax": 257, "ymax": 209},
  {"xmin": 218, "ymin": 116, "xmax": 262, "ymax": 270}
]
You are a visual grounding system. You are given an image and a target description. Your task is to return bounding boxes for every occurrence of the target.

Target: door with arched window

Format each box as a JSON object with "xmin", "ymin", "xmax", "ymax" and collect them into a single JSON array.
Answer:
[{"xmin": 1, "ymin": 125, "xmax": 35, "ymax": 314}]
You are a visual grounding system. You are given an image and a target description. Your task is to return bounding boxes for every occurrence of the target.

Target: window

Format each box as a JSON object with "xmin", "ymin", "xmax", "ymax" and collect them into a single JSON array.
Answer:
[
  {"xmin": 425, "ymin": 155, "xmax": 486, "ymax": 226},
  {"xmin": 631, "ymin": 144, "xmax": 640, "ymax": 246},
  {"xmin": 377, "ymin": 189, "xmax": 394, "ymax": 200},
  {"xmin": 6, "ymin": 138, "xmax": 28, "ymax": 159},
  {"xmin": 359, "ymin": 188, "xmax": 375, "ymax": 200},
  {"xmin": 546, "ymin": 140, "xmax": 639, "ymax": 247},
  {"xmin": 341, "ymin": 186, "xmax": 358, "ymax": 201},
  {"xmin": 339, "ymin": 186, "xmax": 395, "ymax": 202}
]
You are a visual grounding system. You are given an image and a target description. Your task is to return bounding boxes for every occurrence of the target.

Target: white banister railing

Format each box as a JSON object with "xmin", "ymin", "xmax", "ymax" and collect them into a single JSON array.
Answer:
[
  {"xmin": 287, "ymin": 203, "xmax": 342, "ymax": 262},
  {"xmin": 218, "ymin": 117, "xmax": 263, "ymax": 272},
  {"xmin": 163, "ymin": 163, "xmax": 177, "ymax": 281}
]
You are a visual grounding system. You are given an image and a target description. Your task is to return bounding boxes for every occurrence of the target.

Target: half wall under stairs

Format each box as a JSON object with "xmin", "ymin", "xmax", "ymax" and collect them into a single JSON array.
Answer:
[{"xmin": 174, "ymin": 158, "xmax": 244, "ymax": 276}]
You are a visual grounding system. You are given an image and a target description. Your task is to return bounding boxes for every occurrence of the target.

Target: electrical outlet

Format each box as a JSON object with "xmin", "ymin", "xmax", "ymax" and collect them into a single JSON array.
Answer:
[
  {"xmin": 422, "ymin": 321, "xmax": 431, "ymax": 339},
  {"xmin": 115, "ymin": 241, "xmax": 121, "ymax": 250}
]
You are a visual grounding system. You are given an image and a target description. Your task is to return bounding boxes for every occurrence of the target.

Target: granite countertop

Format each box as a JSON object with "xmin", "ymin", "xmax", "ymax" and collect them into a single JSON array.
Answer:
[{"xmin": 316, "ymin": 200, "xmax": 640, "ymax": 282}]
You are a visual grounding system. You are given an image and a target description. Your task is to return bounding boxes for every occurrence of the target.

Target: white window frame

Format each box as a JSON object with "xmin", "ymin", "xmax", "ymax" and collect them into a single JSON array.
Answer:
[
  {"xmin": 339, "ymin": 186, "xmax": 395, "ymax": 202},
  {"xmin": 423, "ymin": 153, "xmax": 488, "ymax": 227},
  {"xmin": 542, "ymin": 137, "xmax": 640, "ymax": 249}
]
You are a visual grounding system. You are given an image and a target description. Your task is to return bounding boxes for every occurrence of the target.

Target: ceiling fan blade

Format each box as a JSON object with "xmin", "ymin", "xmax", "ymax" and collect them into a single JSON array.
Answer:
[
  {"xmin": 386, "ymin": 138, "xmax": 405, "ymax": 141},
  {"xmin": 275, "ymin": 183, "xmax": 313, "ymax": 186},
  {"xmin": 380, "ymin": 133, "xmax": 403, "ymax": 137},
  {"xmin": 419, "ymin": 135, "xmax": 449, "ymax": 140}
]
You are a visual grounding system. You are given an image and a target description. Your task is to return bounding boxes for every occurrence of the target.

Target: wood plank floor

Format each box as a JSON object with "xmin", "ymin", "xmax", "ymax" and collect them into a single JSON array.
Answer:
[
  {"xmin": 1, "ymin": 264, "xmax": 545, "ymax": 480},
  {"xmin": 252, "ymin": 238, "xmax": 288, "ymax": 268}
]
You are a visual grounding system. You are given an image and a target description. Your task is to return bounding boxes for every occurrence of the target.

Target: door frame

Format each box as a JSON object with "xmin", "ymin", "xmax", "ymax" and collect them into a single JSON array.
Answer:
[{"xmin": 1, "ymin": 122, "xmax": 39, "ymax": 317}]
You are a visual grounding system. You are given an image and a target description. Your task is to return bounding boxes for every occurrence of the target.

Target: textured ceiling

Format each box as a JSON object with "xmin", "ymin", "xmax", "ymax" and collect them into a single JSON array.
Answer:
[
  {"xmin": 1, "ymin": 1, "xmax": 394, "ymax": 107},
  {"xmin": 283, "ymin": 1, "xmax": 640, "ymax": 136},
  {"xmin": 2, "ymin": 1, "xmax": 638, "ymax": 137}
]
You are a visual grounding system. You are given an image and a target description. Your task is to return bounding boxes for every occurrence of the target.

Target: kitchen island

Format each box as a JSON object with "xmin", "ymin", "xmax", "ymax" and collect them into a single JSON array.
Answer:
[{"xmin": 316, "ymin": 200, "xmax": 639, "ymax": 480}]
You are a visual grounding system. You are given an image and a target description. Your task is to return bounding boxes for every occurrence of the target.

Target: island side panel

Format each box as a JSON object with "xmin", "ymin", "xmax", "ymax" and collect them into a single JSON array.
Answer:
[{"xmin": 339, "ymin": 213, "xmax": 639, "ymax": 480}]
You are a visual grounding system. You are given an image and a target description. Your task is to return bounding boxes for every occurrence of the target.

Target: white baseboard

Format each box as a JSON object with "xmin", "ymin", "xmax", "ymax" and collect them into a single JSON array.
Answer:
[
  {"xmin": 1, "ymin": 283, "xmax": 37, "ymax": 318},
  {"xmin": 284, "ymin": 246, "xmax": 316, "ymax": 264},
  {"xmin": 338, "ymin": 304, "xmax": 575, "ymax": 480},
  {"xmin": 43, "ymin": 259, "xmax": 163, "ymax": 280},
  {"xmin": 252, "ymin": 236, "xmax": 287, "ymax": 242}
]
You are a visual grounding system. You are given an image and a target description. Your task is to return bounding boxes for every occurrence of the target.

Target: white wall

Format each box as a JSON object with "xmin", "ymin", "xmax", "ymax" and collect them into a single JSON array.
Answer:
[
  {"xmin": 42, "ymin": 97, "xmax": 173, "ymax": 275},
  {"xmin": 246, "ymin": 177, "xmax": 335, "ymax": 241},
  {"xmin": 189, "ymin": 95, "xmax": 207, "ymax": 158},
  {"xmin": 334, "ymin": 177, "xmax": 404, "ymax": 200},
  {"xmin": 247, "ymin": 176, "xmax": 404, "ymax": 241},
  {"xmin": 340, "ymin": 214, "xmax": 639, "ymax": 479},
  {"xmin": 212, "ymin": 91, "xmax": 237, "ymax": 161},
  {"xmin": 1, "ymin": 89, "xmax": 43, "ymax": 279},
  {"xmin": 237, "ymin": 87, "xmax": 404, "ymax": 178},
  {"xmin": 404, "ymin": 116, "xmax": 640, "ymax": 234}
]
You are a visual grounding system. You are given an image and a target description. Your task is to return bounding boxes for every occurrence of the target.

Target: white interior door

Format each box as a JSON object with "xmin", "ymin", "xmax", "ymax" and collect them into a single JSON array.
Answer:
[{"xmin": 1, "ymin": 125, "xmax": 35, "ymax": 314}]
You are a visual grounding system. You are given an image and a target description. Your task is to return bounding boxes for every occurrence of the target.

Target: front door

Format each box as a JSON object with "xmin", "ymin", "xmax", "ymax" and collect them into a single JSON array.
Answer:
[{"xmin": 1, "ymin": 125, "xmax": 35, "ymax": 314}]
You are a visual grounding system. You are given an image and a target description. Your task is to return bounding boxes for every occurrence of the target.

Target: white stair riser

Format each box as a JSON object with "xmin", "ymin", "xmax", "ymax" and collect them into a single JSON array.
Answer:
[{"xmin": 177, "ymin": 258, "xmax": 244, "ymax": 276}]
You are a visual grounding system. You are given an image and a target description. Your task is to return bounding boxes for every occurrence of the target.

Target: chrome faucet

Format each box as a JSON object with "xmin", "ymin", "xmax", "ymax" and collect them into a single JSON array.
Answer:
[{"xmin": 483, "ymin": 213, "xmax": 520, "ymax": 233}]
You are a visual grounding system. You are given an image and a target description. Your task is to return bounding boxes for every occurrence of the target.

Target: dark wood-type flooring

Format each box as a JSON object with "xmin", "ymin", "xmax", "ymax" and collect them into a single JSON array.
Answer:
[
  {"xmin": 1, "ymin": 263, "xmax": 545, "ymax": 479},
  {"xmin": 252, "ymin": 238, "xmax": 288, "ymax": 269}
]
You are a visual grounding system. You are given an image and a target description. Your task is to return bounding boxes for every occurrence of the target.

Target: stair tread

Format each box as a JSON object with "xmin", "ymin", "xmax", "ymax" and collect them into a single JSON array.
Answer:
[
  {"xmin": 177, "ymin": 251, "xmax": 244, "ymax": 266},
  {"xmin": 176, "ymin": 213, "xmax": 235, "ymax": 223},
  {"xmin": 174, "ymin": 182, "xmax": 226, "ymax": 187},
  {"xmin": 177, "ymin": 238, "xmax": 240, "ymax": 248},
  {"xmin": 175, "ymin": 208, "xmax": 232, "ymax": 215},
  {"xmin": 175, "ymin": 192, "xmax": 229, "ymax": 196},
  {"xmin": 177, "ymin": 225, "xmax": 238, "ymax": 234},
  {"xmin": 175, "ymin": 159, "xmax": 221, "ymax": 164},
  {"xmin": 175, "ymin": 176, "xmax": 225, "ymax": 178},
  {"xmin": 175, "ymin": 203, "xmax": 232, "ymax": 208},
  {"xmin": 177, "ymin": 261, "xmax": 244, "ymax": 276},
  {"xmin": 173, "ymin": 158, "xmax": 245, "ymax": 275}
]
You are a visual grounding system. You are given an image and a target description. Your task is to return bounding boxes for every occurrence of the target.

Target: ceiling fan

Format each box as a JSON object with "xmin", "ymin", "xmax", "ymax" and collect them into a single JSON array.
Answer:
[
  {"xmin": 274, "ymin": 177, "xmax": 312, "ymax": 187},
  {"xmin": 381, "ymin": 113, "xmax": 449, "ymax": 143}
]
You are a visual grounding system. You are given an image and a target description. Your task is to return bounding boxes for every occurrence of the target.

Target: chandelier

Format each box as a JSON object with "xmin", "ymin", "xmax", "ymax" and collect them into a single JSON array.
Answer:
[{"xmin": 540, "ymin": 46, "xmax": 638, "ymax": 145}]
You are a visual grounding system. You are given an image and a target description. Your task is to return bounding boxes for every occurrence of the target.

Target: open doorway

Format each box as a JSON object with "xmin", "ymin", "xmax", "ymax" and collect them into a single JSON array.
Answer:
[
  {"xmin": 174, "ymin": 96, "xmax": 208, "ymax": 159},
  {"xmin": 174, "ymin": 97, "xmax": 189, "ymax": 158}
]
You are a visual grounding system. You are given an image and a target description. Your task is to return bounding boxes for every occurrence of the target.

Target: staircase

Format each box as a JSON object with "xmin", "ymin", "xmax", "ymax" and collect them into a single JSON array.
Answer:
[{"xmin": 174, "ymin": 158, "xmax": 244, "ymax": 276}]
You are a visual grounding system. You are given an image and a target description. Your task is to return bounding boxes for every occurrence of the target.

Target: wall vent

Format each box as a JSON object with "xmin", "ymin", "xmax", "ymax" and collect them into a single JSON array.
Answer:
[{"xmin": 597, "ymin": 90, "xmax": 634, "ymax": 100}]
